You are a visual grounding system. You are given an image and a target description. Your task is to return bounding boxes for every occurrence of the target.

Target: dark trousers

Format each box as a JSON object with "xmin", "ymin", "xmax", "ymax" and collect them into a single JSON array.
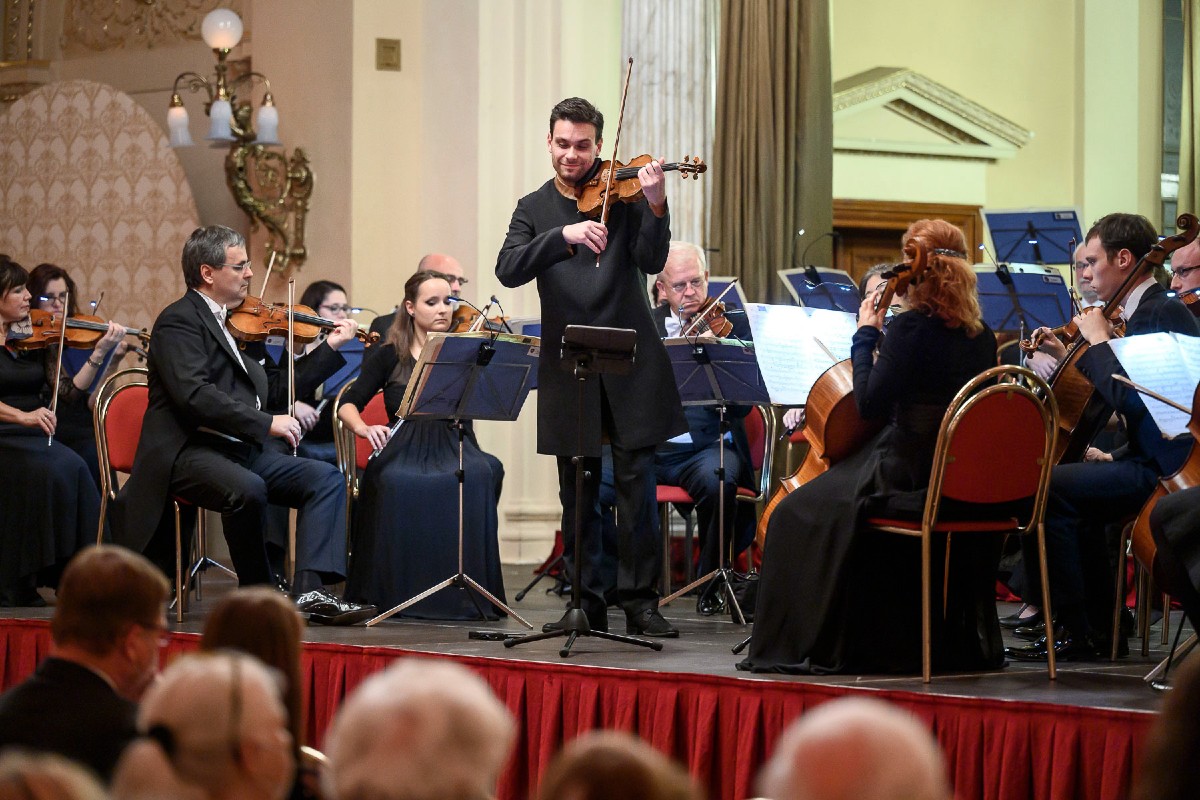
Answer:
[
  {"xmin": 655, "ymin": 442, "xmax": 743, "ymax": 575},
  {"xmin": 1151, "ymin": 486, "xmax": 1200, "ymax": 633},
  {"xmin": 1023, "ymin": 459, "xmax": 1157, "ymax": 638},
  {"xmin": 167, "ymin": 440, "xmax": 347, "ymax": 586}
]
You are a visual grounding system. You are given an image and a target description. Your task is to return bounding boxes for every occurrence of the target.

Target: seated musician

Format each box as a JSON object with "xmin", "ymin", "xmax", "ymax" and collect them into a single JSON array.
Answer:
[
  {"xmin": 738, "ymin": 219, "xmax": 1002, "ymax": 675},
  {"xmin": 1169, "ymin": 237, "xmax": 1200, "ymax": 305},
  {"xmin": 0, "ymin": 257, "xmax": 112, "ymax": 606},
  {"xmin": 652, "ymin": 241, "xmax": 756, "ymax": 613},
  {"xmin": 1024, "ymin": 243, "xmax": 1102, "ymax": 381},
  {"xmin": 111, "ymin": 226, "xmax": 374, "ymax": 625},
  {"xmin": 289, "ymin": 279, "xmax": 360, "ymax": 465},
  {"xmin": 368, "ymin": 253, "xmax": 465, "ymax": 339},
  {"xmin": 1150, "ymin": 485, "xmax": 1200, "ymax": 635},
  {"xmin": 1008, "ymin": 213, "xmax": 1200, "ymax": 661},
  {"xmin": 337, "ymin": 269, "xmax": 507, "ymax": 619}
]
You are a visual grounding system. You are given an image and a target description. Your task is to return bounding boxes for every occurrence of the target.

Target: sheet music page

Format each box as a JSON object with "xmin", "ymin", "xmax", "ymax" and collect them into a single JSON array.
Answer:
[
  {"xmin": 744, "ymin": 303, "xmax": 857, "ymax": 404},
  {"xmin": 1107, "ymin": 332, "xmax": 1200, "ymax": 438}
]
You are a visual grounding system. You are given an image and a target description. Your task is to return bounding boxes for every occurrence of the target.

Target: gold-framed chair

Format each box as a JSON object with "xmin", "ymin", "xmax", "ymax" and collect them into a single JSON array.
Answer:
[{"xmin": 331, "ymin": 379, "xmax": 387, "ymax": 563}]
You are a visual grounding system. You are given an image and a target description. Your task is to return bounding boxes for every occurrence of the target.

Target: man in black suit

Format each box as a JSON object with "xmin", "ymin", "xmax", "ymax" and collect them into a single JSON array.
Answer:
[
  {"xmin": 368, "ymin": 253, "xmax": 465, "ymax": 338},
  {"xmin": 111, "ymin": 226, "xmax": 372, "ymax": 624},
  {"xmin": 0, "ymin": 546, "xmax": 169, "ymax": 782},
  {"xmin": 496, "ymin": 97, "xmax": 687, "ymax": 637},
  {"xmin": 1009, "ymin": 213, "xmax": 1200, "ymax": 660},
  {"xmin": 652, "ymin": 242, "xmax": 756, "ymax": 612}
]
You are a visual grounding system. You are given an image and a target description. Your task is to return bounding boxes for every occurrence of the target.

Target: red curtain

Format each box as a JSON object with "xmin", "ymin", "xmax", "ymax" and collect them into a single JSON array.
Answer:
[{"xmin": 0, "ymin": 620, "xmax": 1153, "ymax": 800}]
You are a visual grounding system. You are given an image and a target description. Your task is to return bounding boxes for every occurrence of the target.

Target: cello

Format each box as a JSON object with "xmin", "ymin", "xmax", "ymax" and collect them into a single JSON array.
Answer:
[
  {"xmin": 754, "ymin": 243, "xmax": 928, "ymax": 546},
  {"xmin": 1047, "ymin": 213, "xmax": 1199, "ymax": 463}
]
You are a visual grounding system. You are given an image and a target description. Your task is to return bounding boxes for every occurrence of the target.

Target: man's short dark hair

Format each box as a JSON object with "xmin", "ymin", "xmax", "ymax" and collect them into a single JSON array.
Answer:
[
  {"xmin": 51, "ymin": 546, "xmax": 170, "ymax": 656},
  {"xmin": 1085, "ymin": 213, "xmax": 1158, "ymax": 262},
  {"xmin": 549, "ymin": 97, "xmax": 604, "ymax": 142},
  {"xmin": 181, "ymin": 225, "xmax": 246, "ymax": 289}
]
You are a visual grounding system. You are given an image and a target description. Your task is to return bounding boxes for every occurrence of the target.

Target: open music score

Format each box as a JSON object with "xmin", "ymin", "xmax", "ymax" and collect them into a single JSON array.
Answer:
[
  {"xmin": 1107, "ymin": 332, "xmax": 1200, "ymax": 439},
  {"xmin": 744, "ymin": 303, "xmax": 857, "ymax": 405}
]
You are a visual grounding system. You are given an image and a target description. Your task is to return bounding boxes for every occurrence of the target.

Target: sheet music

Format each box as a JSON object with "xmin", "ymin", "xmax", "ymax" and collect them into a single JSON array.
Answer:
[
  {"xmin": 1107, "ymin": 332, "xmax": 1200, "ymax": 439},
  {"xmin": 744, "ymin": 303, "xmax": 858, "ymax": 404}
]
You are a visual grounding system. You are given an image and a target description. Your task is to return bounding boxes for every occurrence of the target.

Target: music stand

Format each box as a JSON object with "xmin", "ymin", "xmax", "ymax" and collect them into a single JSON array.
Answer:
[
  {"xmin": 365, "ymin": 331, "xmax": 539, "ymax": 627},
  {"xmin": 505, "ymin": 325, "xmax": 664, "ymax": 657},
  {"xmin": 777, "ymin": 267, "xmax": 861, "ymax": 313},
  {"xmin": 983, "ymin": 208, "xmax": 1082, "ymax": 265},
  {"xmin": 974, "ymin": 265, "xmax": 1074, "ymax": 335},
  {"xmin": 658, "ymin": 336, "xmax": 770, "ymax": 624}
]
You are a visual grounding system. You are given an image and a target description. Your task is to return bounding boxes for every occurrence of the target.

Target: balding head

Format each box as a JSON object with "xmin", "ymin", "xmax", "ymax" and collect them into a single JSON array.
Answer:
[
  {"xmin": 417, "ymin": 254, "xmax": 464, "ymax": 296},
  {"xmin": 1170, "ymin": 238, "xmax": 1200, "ymax": 293},
  {"xmin": 759, "ymin": 697, "xmax": 951, "ymax": 800}
]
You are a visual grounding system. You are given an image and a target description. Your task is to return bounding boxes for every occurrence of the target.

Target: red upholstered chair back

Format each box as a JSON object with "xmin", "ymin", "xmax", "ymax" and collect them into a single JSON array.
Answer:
[
  {"xmin": 744, "ymin": 406, "xmax": 767, "ymax": 471},
  {"xmin": 939, "ymin": 387, "xmax": 1047, "ymax": 505},
  {"xmin": 93, "ymin": 368, "xmax": 150, "ymax": 501},
  {"xmin": 354, "ymin": 392, "xmax": 388, "ymax": 471}
]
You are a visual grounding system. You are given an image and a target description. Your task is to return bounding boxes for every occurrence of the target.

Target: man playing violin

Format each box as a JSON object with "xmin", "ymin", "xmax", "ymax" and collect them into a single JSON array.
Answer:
[
  {"xmin": 496, "ymin": 96, "xmax": 686, "ymax": 637},
  {"xmin": 112, "ymin": 225, "xmax": 374, "ymax": 625},
  {"xmin": 369, "ymin": 253, "xmax": 466, "ymax": 339},
  {"xmin": 652, "ymin": 242, "xmax": 756, "ymax": 612},
  {"xmin": 1169, "ymin": 237, "xmax": 1200, "ymax": 299},
  {"xmin": 1009, "ymin": 213, "xmax": 1200, "ymax": 661}
]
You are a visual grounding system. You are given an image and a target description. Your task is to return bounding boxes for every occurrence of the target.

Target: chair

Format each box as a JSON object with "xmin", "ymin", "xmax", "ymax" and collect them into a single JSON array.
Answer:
[
  {"xmin": 658, "ymin": 404, "xmax": 777, "ymax": 592},
  {"xmin": 93, "ymin": 368, "xmax": 232, "ymax": 622},
  {"xmin": 331, "ymin": 380, "xmax": 388, "ymax": 561},
  {"xmin": 864, "ymin": 365, "xmax": 1059, "ymax": 683}
]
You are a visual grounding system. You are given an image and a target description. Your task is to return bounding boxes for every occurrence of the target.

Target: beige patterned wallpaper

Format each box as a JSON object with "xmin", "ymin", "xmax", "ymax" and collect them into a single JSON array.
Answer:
[
  {"xmin": 61, "ymin": 0, "xmax": 247, "ymax": 56},
  {"xmin": 0, "ymin": 79, "xmax": 200, "ymax": 330}
]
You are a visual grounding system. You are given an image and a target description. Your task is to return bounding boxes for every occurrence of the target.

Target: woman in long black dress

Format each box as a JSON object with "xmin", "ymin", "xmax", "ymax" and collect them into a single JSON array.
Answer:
[
  {"xmin": 739, "ymin": 219, "xmax": 1002, "ymax": 675},
  {"xmin": 0, "ymin": 257, "xmax": 113, "ymax": 605},
  {"xmin": 337, "ymin": 270, "xmax": 506, "ymax": 620}
]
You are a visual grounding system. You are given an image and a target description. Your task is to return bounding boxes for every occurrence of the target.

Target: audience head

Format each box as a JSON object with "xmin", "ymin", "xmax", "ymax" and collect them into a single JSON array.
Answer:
[
  {"xmin": 900, "ymin": 219, "xmax": 983, "ymax": 335},
  {"xmin": 119, "ymin": 653, "xmax": 294, "ymax": 800},
  {"xmin": 0, "ymin": 752, "xmax": 108, "ymax": 800},
  {"xmin": 416, "ymin": 254, "xmax": 465, "ymax": 298},
  {"xmin": 181, "ymin": 226, "xmax": 248, "ymax": 298},
  {"xmin": 201, "ymin": 588, "xmax": 306, "ymax": 752},
  {"xmin": 1080, "ymin": 213, "xmax": 1158, "ymax": 302},
  {"xmin": 535, "ymin": 730, "xmax": 700, "ymax": 800},
  {"xmin": 759, "ymin": 697, "xmax": 950, "ymax": 800},
  {"xmin": 1169, "ymin": 237, "xmax": 1200, "ymax": 294},
  {"xmin": 300, "ymin": 280, "xmax": 351, "ymax": 322},
  {"xmin": 324, "ymin": 658, "xmax": 514, "ymax": 800},
  {"xmin": 1132, "ymin": 655, "xmax": 1200, "ymax": 800},
  {"xmin": 28, "ymin": 263, "xmax": 80, "ymax": 317},
  {"xmin": 385, "ymin": 271, "xmax": 453, "ymax": 361},
  {"xmin": 51, "ymin": 546, "xmax": 170, "ymax": 701},
  {"xmin": 656, "ymin": 242, "xmax": 709, "ymax": 320}
]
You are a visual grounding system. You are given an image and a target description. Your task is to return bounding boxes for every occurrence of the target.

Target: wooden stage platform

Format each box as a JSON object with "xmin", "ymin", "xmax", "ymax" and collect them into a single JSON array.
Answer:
[{"xmin": 0, "ymin": 564, "xmax": 1183, "ymax": 800}]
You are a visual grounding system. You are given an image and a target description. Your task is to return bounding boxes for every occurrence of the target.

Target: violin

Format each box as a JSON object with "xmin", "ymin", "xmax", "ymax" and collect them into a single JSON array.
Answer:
[
  {"xmin": 574, "ymin": 155, "xmax": 707, "ymax": 219},
  {"xmin": 226, "ymin": 296, "xmax": 379, "ymax": 346},
  {"xmin": 1181, "ymin": 286, "xmax": 1200, "ymax": 317},
  {"xmin": 680, "ymin": 297, "xmax": 733, "ymax": 338},
  {"xmin": 11, "ymin": 309, "xmax": 150, "ymax": 351},
  {"xmin": 450, "ymin": 304, "xmax": 511, "ymax": 334}
]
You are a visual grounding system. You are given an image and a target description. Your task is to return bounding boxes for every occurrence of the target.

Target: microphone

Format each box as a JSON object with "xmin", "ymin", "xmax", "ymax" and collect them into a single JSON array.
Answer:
[
  {"xmin": 447, "ymin": 295, "xmax": 488, "ymax": 316},
  {"xmin": 488, "ymin": 295, "xmax": 515, "ymax": 333},
  {"xmin": 349, "ymin": 306, "xmax": 378, "ymax": 315},
  {"xmin": 799, "ymin": 230, "xmax": 840, "ymax": 267}
]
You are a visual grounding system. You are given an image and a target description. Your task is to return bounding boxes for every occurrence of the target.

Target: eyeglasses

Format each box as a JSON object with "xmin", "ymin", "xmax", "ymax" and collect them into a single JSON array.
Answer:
[
  {"xmin": 320, "ymin": 304, "xmax": 354, "ymax": 313},
  {"xmin": 212, "ymin": 261, "xmax": 253, "ymax": 272},
  {"xmin": 429, "ymin": 271, "xmax": 467, "ymax": 287},
  {"xmin": 39, "ymin": 293, "xmax": 69, "ymax": 303},
  {"xmin": 1171, "ymin": 264, "xmax": 1200, "ymax": 279},
  {"xmin": 667, "ymin": 277, "xmax": 705, "ymax": 294}
]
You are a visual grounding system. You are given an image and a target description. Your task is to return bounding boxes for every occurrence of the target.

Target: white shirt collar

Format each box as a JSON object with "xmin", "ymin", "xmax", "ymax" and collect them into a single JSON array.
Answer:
[
  {"xmin": 193, "ymin": 289, "xmax": 227, "ymax": 320},
  {"xmin": 1118, "ymin": 277, "xmax": 1156, "ymax": 322}
]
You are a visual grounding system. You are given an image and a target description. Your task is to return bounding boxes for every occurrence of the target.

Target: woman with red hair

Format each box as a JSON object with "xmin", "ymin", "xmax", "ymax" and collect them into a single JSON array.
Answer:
[{"xmin": 738, "ymin": 219, "xmax": 1002, "ymax": 675}]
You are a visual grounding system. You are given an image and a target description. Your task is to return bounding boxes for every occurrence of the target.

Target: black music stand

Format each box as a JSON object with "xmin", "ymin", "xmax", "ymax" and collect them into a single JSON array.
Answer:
[
  {"xmin": 983, "ymin": 208, "xmax": 1082, "ymax": 265},
  {"xmin": 505, "ymin": 325, "xmax": 663, "ymax": 657},
  {"xmin": 658, "ymin": 336, "xmax": 769, "ymax": 625},
  {"xmin": 365, "ymin": 331, "xmax": 539, "ymax": 628},
  {"xmin": 974, "ymin": 265, "xmax": 1074, "ymax": 336},
  {"xmin": 777, "ymin": 267, "xmax": 861, "ymax": 313}
]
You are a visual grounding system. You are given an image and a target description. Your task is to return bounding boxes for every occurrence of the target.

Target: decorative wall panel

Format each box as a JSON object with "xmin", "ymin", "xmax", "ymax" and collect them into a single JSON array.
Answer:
[{"xmin": 61, "ymin": 0, "xmax": 246, "ymax": 55}]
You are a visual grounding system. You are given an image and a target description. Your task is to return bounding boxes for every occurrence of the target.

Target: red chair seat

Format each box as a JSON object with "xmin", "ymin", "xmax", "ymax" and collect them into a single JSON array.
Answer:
[
  {"xmin": 866, "ymin": 516, "xmax": 1022, "ymax": 533},
  {"xmin": 656, "ymin": 485, "xmax": 693, "ymax": 504}
]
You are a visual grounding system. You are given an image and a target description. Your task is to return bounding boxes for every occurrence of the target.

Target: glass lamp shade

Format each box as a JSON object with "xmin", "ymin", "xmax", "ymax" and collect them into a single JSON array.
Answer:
[
  {"xmin": 206, "ymin": 98, "xmax": 236, "ymax": 142},
  {"xmin": 167, "ymin": 105, "xmax": 194, "ymax": 147},
  {"xmin": 254, "ymin": 103, "xmax": 280, "ymax": 145},
  {"xmin": 201, "ymin": 9, "xmax": 244, "ymax": 50}
]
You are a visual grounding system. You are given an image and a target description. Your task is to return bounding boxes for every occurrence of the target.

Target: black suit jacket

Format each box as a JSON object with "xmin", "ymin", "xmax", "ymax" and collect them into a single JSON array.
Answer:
[
  {"xmin": 1076, "ymin": 283, "xmax": 1199, "ymax": 474},
  {"xmin": 368, "ymin": 310, "xmax": 397, "ymax": 340},
  {"xmin": 0, "ymin": 658, "xmax": 137, "ymax": 782},
  {"xmin": 495, "ymin": 180, "xmax": 686, "ymax": 456}
]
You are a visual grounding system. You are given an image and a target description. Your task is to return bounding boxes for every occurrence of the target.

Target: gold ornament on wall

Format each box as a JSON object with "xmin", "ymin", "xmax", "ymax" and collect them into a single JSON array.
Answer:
[{"xmin": 62, "ymin": 0, "xmax": 246, "ymax": 54}]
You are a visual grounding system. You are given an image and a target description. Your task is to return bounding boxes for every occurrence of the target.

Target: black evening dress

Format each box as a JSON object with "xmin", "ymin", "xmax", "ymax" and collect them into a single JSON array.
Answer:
[
  {"xmin": 340, "ymin": 343, "xmax": 506, "ymax": 619},
  {"xmin": 738, "ymin": 311, "xmax": 1002, "ymax": 674},
  {"xmin": 0, "ymin": 344, "xmax": 99, "ymax": 594}
]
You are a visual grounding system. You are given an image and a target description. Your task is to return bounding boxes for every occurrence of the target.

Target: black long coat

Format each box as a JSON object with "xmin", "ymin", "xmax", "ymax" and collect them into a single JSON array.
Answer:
[{"xmin": 495, "ymin": 180, "xmax": 686, "ymax": 456}]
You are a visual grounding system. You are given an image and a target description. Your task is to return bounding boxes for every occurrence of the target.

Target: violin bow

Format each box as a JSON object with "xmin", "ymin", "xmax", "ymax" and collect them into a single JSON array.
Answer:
[
  {"xmin": 681, "ymin": 278, "xmax": 738, "ymax": 337},
  {"xmin": 1112, "ymin": 374, "xmax": 1192, "ymax": 415},
  {"xmin": 47, "ymin": 289, "xmax": 70, "ymax": 447},
  {"xmin": 596, "ymin": 57, "xmax": 635, "ymax": 268},
  {"xmin": 287, "ymin": 278, "xmax": 298, "ymax": 456},
  {"xmin": 258, "ymin": 249, "xmax": 278, "ymax": 298}
]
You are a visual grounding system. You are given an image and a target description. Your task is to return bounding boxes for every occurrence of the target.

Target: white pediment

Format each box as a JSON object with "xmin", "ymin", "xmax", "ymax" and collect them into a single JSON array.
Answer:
[{"xmin": 833, "ymin": 67, "xmax": 1032, "ymax": 162}]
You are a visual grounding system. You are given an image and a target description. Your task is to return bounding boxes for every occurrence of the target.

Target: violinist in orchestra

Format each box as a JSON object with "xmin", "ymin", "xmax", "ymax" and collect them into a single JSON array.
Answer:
[
  {"xmin": 496, "ymin": 96, "xmax": 686, "ymax": 638},
  {"xmin": 0, "ymin": 256, "xmax": 102, "ymax": 606},
  {"xmin": 1008, "ymin": 213, "xmax": 1200, "ymax": 662},
  {"xmin": 110, "ymin": 226, "xmax": 374, "ymax": 625},
  {"xmin": 336, "ymin": 269, "xmax": 507, "ymax": 619},
  {"xmin": 1169, "ymin": 237, "xmax": 1200, "ymax": 302},
  {"xmin": 1023, "ymin": 243, "xmax": 1102, "ymax": 382},
  {"xmin": 739, "ymin": 219, "xmax": 1002, "ymax": 675},
  {"xmin": 652, "ymin": 241, "xmax": 756, "ymax": 611},
  {"xmin": 368, "ymin": 253, "xmax": 465, "ymax": 339}
]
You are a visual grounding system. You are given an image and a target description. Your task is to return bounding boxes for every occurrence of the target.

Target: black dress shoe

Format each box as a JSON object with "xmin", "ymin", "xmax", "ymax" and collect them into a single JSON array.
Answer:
[
  {"xmin": 626, "ymin": 608, "xmax": 679, "ymax": 638},
  {"xmin": 542, "ymin": 608, "xmax": 607, "ymax": 633},
  {"xmin": 1013, "ymin": 621, "xmax": 1046, "ymax": 641},
  {"xmin": 1006, "ymin": 628, "xmax": 1098, "ymax": 662},
  {"xmin": 999, "ymin": 604, "xmax": 1042, "ymax": 629},
  {"xmin": 696, "ymin": 585, "xmax": 726, "ymax": 616},
  {"xmin": 295, "ymin": 589, "xmax": 376, "ymax": 626}
]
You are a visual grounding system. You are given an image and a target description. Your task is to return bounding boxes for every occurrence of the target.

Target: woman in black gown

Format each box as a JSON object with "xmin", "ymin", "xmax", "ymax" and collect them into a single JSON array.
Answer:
[
  {"xmin": 0, "ymin": 257, "xmax": 114, "ymax": 605},
  {"xmin": 337, "ymin": 270, "xmax": 506, "ymax": 619},
  {"xmin": 739, "ymin": 219, "xmax": 1002, "ymax": 675}
]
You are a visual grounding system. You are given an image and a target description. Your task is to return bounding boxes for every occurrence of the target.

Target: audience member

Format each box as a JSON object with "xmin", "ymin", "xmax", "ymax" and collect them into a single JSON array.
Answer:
[
  {"xmin": 324, "ymin": 658, "xmax": 514, "ymax": 800},
  {"xmin": 1132, "ymin": 654, "xmax": 1200, "ymax": 800},
  {"xmin": 113, "ymin": 653, "xmax": 294, "ymax": 800},
  {"xmin": 0, "ymin": 752, "xmax": 108, "ymax": 800},
  {"xmin": 535, "ymin": 730, "xmax": 700, "ymax": 800},
  {"xmin": 0, "ymin": 546, "xmax": 169, "ymax": 783},
  {"xmin": 758, "ymin": 697, "xmax": 951, "ymax": 800}
]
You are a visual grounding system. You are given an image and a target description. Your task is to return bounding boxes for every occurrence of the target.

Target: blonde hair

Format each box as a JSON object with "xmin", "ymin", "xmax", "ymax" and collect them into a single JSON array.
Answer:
[{"xmin": 900, "ymin": 219, "xmax": 983, "ymax": 336}]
